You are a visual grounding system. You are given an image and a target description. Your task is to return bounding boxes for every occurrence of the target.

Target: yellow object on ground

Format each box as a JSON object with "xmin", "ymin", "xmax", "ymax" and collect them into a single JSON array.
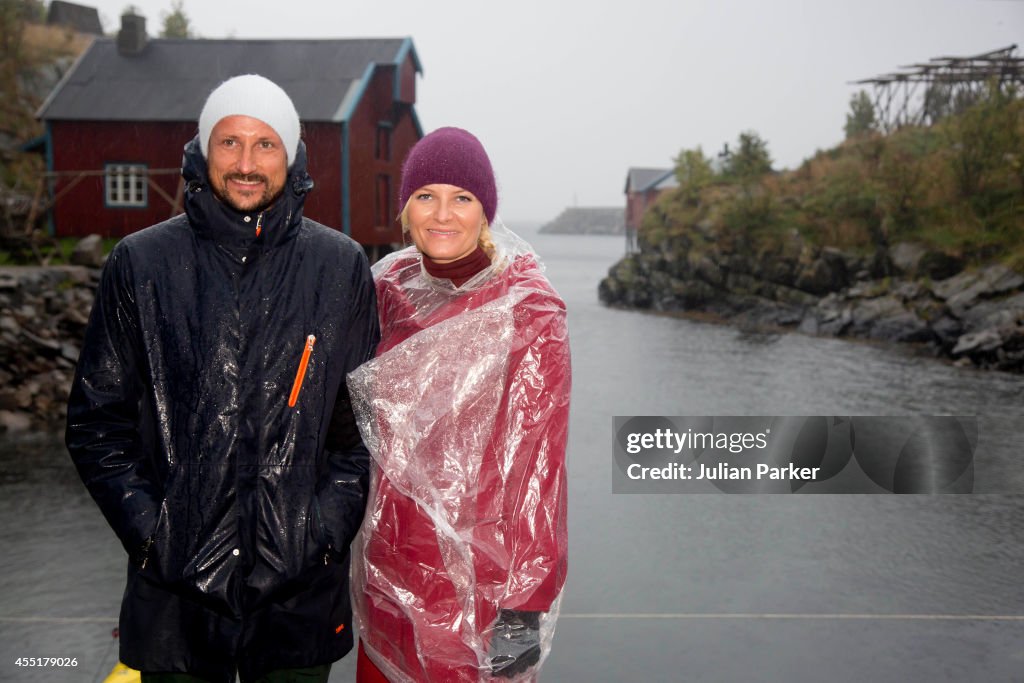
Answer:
[{"xmin": 102, "ymin": 661, "xmax": 141, "ymax": 683}]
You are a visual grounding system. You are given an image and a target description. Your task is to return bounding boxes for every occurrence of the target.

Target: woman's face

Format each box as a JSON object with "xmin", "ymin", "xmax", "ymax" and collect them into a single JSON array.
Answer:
[{"xmin": 406, "ymin": 184, "xmax": 485, "ymax": 264}]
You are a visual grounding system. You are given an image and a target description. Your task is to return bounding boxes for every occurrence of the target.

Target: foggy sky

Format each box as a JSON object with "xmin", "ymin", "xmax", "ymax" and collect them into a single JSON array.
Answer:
[{"xmin": 85, "ymin": 0, "xmax": 1022, "ymax": 221}]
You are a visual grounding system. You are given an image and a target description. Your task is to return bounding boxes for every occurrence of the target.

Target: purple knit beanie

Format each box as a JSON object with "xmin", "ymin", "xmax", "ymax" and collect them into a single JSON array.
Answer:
[{"xmin": 399, "ymin": 127, "xmax": 498, "ymax": 223}]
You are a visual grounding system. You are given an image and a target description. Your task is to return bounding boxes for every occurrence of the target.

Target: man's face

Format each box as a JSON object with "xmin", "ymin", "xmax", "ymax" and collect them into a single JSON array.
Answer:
[{"xmin": 207, "ymin": 115, "xmax": 288, "ymax": 213}]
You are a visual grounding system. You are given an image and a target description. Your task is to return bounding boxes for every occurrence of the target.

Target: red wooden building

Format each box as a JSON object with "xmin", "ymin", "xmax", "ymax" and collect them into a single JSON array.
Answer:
[
  {"xmin": 36, "ymin": 15, "xmax": 423, "ymax": 252},
  {"xmin": 623, "ymin": 167, "xmax": 677, "ymax": 251}
]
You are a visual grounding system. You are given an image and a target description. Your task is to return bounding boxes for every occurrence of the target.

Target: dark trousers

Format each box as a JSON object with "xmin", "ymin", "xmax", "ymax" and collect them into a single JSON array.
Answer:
[{"xmin": 141, "ymin": 664, "xmax": 331, "ymax": 683}]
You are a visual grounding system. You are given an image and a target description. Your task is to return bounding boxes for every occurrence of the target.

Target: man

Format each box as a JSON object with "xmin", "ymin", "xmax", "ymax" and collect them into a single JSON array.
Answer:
[{"xmin": 66, "ymin": 74, "xmax": 378, "ymax": 683}]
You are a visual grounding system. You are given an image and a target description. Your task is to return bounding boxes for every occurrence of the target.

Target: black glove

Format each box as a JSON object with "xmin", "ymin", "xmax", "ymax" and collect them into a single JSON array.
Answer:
[{"xmin": 488, "ymin": 609, "xmax": 542, "ymax": 678}]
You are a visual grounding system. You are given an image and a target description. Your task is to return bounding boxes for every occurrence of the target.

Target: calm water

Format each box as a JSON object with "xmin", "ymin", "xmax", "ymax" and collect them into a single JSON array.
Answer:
[{"xmin": 1, "ymin": 224, "xmax": 1022, "ymax": 682}]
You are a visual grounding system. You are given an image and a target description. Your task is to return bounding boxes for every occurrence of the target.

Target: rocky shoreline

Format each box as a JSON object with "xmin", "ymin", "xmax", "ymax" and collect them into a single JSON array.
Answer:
[
  {"xmin": 599, "ymin": 235, "xmax": 1024, "ymax": 372},
  {"xmin": 0, "ymin": 264, "xmax": 98, "ymax": 433}
]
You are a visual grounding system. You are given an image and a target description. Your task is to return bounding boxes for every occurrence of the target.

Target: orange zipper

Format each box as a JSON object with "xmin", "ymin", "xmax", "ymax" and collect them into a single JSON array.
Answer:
[
  {"xmin": 255, "ymin": 212, "xmax": 263, "ymax": 238},
  {"xmin": 288, "ymin": 334, "xmax": 316, "ymax": 407}
]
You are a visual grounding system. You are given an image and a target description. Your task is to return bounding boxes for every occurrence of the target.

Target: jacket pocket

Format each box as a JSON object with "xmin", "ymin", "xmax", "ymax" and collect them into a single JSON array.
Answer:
[
  {"xmin": 288, "ymin": 334, "xmax": 317, "ymax": 407},
  {"xmin": 309, "ymin": 495, "xmax": 335, "ymax": 565}
]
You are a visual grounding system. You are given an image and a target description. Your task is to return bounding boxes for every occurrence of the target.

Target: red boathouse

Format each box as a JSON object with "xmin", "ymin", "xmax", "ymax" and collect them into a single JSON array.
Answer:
[{"xmin": 36, "ymin": 14, "xmax": 423, "ymax": 253}]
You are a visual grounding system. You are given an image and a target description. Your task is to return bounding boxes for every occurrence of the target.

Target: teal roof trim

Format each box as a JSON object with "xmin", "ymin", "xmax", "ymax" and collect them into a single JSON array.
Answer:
[
  {"xmin": 392, "ymin": 37, "xmax": 422, "ymax": 104},
  {"xmin": 339, "ymin": 62, "xmax": 377, "ymax": 124}
]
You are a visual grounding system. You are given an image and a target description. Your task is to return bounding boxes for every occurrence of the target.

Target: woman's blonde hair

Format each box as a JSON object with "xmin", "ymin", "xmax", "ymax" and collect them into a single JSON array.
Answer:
[{"xmin": 399, "ymin": 199, "xmax": 496, "ymax": 261}]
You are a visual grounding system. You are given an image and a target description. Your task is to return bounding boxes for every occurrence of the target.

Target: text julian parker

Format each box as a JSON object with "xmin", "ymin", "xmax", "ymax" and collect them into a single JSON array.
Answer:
[{"xmin": 626, "ymin": 462, "xmax": 821, "ymax": 481}]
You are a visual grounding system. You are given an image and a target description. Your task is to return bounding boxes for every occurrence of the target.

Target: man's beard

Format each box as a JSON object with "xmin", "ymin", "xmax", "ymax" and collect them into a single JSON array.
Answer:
[{"xmin": 213, "ymin": 172, "xmax": 284, "ymax": 213}]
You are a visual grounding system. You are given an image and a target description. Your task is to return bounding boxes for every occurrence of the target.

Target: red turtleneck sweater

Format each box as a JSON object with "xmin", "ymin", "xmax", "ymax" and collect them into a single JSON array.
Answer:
[{"xmin": 422, "ymin": 246, "xmax": 491, "ymax": 287}]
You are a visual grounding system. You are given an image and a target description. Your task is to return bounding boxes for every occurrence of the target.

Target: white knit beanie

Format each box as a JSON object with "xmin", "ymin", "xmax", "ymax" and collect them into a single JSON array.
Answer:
[{"xmin": 198, "ymin": 74, "xmax": 301, "ymax": 167}]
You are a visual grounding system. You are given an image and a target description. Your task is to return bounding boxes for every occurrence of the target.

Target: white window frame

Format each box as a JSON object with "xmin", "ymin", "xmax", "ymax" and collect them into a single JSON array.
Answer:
[{"xmin": 104, "ymin": 164, "xmax": 148, "ymax": 208}]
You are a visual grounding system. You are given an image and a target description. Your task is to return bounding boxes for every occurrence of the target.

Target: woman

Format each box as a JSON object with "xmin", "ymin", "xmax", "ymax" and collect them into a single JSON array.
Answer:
[{"xmin": 348, "ymin": 127, "xmax": 570, "ymax": 682}]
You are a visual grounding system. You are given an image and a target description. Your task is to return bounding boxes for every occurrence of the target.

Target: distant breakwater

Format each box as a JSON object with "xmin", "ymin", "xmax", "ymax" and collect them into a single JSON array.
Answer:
[
  {"xmin": 539, "ymin": 207, "xmax": 624, "ymax": 235},
  {"xmin": 598, "ymin": 236, "xmax": 1024, "ymax": 372}
]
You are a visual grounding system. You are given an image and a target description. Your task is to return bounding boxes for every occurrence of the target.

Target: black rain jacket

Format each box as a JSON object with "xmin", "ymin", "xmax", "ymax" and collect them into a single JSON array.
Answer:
[{"xmin": 66, "ymin": 136, "xmax": 378, "ymax": 683}]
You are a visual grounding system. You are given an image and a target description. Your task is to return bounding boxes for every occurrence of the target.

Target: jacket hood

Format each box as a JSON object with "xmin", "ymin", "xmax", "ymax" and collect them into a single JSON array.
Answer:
[{"xmin": 180, "ymin": 134, "xmax": 315, "ymax": 249}]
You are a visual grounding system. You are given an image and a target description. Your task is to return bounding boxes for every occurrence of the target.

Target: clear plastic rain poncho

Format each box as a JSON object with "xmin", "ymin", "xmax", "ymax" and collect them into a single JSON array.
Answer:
[{"xmin": 348, "ymin": 219, "xmax": 570, "ymax": 682}]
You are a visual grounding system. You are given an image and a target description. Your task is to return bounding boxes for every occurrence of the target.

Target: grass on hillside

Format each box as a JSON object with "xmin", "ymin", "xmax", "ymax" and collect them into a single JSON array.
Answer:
[{"xmin": 644, "ymin": 90, "xmax": 1024, "ymax": 273}]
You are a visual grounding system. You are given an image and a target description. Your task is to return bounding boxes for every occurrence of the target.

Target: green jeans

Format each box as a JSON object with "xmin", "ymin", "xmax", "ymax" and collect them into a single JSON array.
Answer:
[{"xmin": 140, "ymin": 664, "xmax": 331, "ymax": 683}]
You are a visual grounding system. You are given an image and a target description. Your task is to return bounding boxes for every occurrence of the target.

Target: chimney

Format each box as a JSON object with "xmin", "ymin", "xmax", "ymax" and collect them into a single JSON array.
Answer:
[{"xmin": 117, "ymin": 13, "xmax": 148, "ymax": 56}]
